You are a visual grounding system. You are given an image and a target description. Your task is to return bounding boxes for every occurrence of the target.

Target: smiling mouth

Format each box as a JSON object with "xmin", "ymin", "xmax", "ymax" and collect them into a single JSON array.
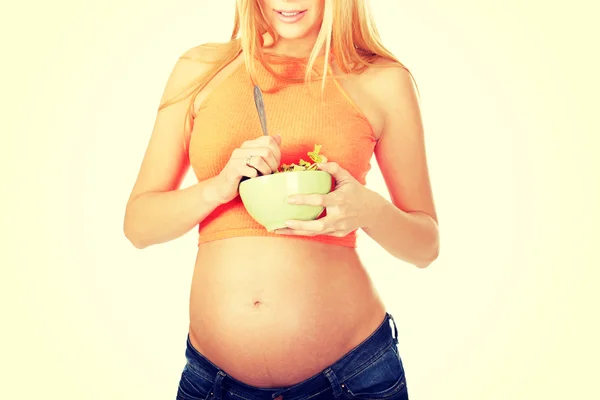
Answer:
[{"xmin": 275, "ymin": 10, "xmax": 307, "ymax": 17}]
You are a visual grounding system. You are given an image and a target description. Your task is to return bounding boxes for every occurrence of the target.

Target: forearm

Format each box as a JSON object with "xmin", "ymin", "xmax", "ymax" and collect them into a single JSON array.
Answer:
[
  {"xmin": 123, "ymin": 176, "xmax": 223, "ymax": 249},
  {"xmin": 362, "ymin": 191, "xmax": 439, "ymax": 268}
]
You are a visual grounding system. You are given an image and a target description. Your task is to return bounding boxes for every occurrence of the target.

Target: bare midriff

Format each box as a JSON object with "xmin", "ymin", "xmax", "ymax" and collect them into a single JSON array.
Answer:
[{"xmin": 188, "ymin": 236, "xmax": 387, "ymax": 388}]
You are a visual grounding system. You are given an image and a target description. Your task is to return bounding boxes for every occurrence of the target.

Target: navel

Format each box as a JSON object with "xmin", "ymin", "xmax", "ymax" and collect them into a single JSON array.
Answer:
[{"xmin": 252, "ymin": 300, "xmax": 263, "ymax": 308}]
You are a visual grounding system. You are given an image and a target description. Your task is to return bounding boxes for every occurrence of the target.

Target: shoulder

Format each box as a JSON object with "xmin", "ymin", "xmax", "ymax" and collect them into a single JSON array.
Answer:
[
  {"xmin": 160, "ymin": 40, "xmax": 241, "ymax": 103},
  {"xmin": 359, "ymin": 57, "xmax": 419, "ymax": 114},
  {"xmin": 370, "ymin": 58, "xmax": 415, "ymax": 87},
  {"xmin": 178, "ymin": 39, "xmax": 241, "ymax": 65},
  {"xmin": 342, "ymin": 56, "xmax": 419, "ymax": 138}
]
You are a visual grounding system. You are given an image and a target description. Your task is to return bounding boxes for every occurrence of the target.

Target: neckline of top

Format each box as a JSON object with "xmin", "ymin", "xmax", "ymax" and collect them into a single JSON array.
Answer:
[{"xmin": 254, "ymin": 50, "xmax": 333, "ymax": 64}]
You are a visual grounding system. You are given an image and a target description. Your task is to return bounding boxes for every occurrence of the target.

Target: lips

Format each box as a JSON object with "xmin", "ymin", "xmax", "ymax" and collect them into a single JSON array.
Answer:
[
  {"xmin": 275, "ymin": 10, "xmax": 307, "ymax": 17},
  {"xmin": 273, "ymin": 9, "xmax": 308, "ymax": 24}
]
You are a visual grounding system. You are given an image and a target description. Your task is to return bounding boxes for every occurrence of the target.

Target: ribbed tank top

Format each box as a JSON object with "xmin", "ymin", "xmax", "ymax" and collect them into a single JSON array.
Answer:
[{"xmin": 188, "ymin": 53, "xmax": 377, "ymax": 247}]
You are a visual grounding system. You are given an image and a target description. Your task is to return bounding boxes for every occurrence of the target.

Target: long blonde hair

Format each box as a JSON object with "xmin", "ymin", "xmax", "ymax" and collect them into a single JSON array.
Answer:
[{"xmin": 161, "ymin": 0, "xmax": 416, "ymax": 150}]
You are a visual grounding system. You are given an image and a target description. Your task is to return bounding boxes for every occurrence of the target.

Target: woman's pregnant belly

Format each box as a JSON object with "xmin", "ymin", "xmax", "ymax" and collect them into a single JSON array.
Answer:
[{"xmin": 187, "ymin": 236, "xmax": 387, "ymax": 388}]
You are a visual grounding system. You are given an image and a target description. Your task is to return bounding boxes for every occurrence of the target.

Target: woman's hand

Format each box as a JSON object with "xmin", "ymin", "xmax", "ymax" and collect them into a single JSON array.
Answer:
[
  {"xmin": 215, "ymin": 134, "xmax": 282, "ymax": 203},
  {"xmin": 276, "ymin": 162, "xmax": 381, "ymax": 237}
]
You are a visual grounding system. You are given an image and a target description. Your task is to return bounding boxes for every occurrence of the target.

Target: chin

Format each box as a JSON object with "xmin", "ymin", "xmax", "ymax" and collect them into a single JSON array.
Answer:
[
  {"xmin": 274, "ymin": 27, "xmax": 315, "ymax": 40},
  {"xmin": 268, "ymin": 9, "xmax": 321, "ymax": 41}
]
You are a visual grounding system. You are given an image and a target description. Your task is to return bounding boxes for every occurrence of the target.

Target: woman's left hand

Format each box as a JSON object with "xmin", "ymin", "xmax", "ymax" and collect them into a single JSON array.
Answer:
[{"xmin": 275, "ymin": 162, "xmax": 379, "ymax": 237}]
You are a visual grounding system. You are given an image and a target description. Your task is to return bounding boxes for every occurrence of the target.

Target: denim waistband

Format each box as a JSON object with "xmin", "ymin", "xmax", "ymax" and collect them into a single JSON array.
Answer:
[{"xmin": 184, "ymin": 312, "xmax": 399, "ymax": 400}]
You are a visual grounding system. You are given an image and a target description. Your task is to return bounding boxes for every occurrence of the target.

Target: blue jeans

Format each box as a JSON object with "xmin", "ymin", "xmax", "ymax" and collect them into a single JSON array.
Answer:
[{"xmin": 177, "ymin": 313, "xmax": 409, "ymax": 400}]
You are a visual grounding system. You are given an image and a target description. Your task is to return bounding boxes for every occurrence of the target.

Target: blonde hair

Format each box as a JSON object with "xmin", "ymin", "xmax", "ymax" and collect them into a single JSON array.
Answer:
[{"xmin": 161, "ymin": 0, "xmax": 417, "ymax": 151}]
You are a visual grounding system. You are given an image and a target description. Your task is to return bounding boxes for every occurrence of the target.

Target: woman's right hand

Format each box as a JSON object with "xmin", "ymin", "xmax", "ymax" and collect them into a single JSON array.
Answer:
[{"xmin": 215, "ymin": 134, "xmax": 282, "ymax": 203}]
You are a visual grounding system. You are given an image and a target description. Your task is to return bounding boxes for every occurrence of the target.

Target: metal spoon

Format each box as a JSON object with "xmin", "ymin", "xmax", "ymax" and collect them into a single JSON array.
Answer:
[
  {"xmin": 253, "ymin": 85, "xmax": 269, "ymax": 136},
  {"xmin": 240, "ymin": 86, "xmax": 270, "ymax": 184}
]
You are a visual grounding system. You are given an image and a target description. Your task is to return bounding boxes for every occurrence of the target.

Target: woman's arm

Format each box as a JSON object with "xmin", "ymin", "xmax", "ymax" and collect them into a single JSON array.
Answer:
[
  {"xmin": 363, "ymin": 65, "xmax": 439, "ymax": 267},
  {"xmin": 362, "ymin": 193, "xmax": 439, "ymax": 268},
  {"xmin": 124, "ymin": 179, "xmax": 225, "ymax": 249},
  {"xmin": 123, "ymin": 46, "xmax": 223, "ymax": 249}
]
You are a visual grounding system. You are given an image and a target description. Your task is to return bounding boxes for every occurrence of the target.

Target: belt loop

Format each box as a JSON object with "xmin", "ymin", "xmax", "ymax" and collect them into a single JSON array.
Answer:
[
  {"xmin": 323, "ymin": 367, "xmax": 343, "ymax": 398},
  {"xmin": 212, "ymin": 371, "xmax": 226, "ymax": 400},
  {"xmin": 388, "ymin": 313, "xmax": 399, "ymax": 344}
]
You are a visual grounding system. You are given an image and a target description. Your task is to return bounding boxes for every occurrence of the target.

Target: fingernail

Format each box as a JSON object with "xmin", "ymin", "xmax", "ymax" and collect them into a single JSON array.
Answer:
[{"xmin": 287, "ymin": 196, "xmax": 296, "ymax": 204}]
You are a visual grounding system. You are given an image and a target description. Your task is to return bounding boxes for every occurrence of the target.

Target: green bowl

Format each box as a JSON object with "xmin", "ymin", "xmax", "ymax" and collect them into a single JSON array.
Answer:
[{"xmin": 239, "ymin": 170, "xmax": 333, "ymax": 232}]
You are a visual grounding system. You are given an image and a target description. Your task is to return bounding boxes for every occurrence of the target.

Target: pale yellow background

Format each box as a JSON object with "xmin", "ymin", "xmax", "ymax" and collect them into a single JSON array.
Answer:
[{"xmin": 2, "ymin": 0, "xmax": 598, "ymax": 399}]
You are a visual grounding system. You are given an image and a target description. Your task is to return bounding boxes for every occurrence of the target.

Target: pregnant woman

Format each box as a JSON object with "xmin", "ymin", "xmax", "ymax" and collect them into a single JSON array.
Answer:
[{"xmin": 123, "ymin": 0, "xmax": 439, "ymax": 399}]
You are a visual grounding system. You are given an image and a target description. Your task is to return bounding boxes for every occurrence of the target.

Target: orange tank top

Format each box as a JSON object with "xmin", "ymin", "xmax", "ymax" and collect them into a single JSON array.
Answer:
[{"xmin": 188, "ymin": 53, "xmax": 377, "ymax": 248}]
